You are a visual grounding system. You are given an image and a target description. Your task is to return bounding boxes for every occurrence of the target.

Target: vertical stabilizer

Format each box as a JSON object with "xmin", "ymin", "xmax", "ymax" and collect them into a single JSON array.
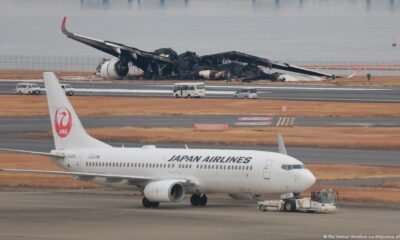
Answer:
[
  {"xmin": 44, "ymin": 72, "xmax": 111, "ymax": 150},
  {"xmin": 278, "ymin": 133, "xmax": 287, "ymax": 155}
]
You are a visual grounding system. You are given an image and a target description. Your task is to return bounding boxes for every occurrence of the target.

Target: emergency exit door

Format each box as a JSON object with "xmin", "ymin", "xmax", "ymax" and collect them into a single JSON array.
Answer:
[{"xmin": 263, "ymin": 159, "xmax": 273, "ymax": 179}]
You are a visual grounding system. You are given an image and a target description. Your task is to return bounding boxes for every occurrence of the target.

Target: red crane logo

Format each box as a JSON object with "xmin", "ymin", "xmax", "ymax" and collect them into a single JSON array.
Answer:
[{"xmin": 54, "ymin": 107, "xmax": 72, "ymax": 138}]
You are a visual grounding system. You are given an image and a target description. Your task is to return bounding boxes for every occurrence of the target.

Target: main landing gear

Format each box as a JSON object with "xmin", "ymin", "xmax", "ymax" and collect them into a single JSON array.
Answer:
[
  {"xmin": 142, "ymin": 197, "xmax": 160, "ymax": 208},
  {"xmin": 190, "ymin": 194, "xmax": 208, "ymax": 207},
  {"xmin": 142, "ymin": 194, "xmax": 208, "ymax": 208}
]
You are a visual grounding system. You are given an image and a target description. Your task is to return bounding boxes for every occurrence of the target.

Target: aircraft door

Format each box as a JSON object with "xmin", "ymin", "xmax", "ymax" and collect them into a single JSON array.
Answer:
[{"xmin": 263, "ymin": 159, "xmax": 273, "ymax": 179}]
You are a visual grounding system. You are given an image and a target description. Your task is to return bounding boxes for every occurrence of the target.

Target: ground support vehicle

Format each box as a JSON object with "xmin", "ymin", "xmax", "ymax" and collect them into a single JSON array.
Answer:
[
  {"xmin": 173, "ymin": 82, "xmax": 205, "ymax": 98},
  {"xmin": 257, "ymin": 189, "xmax": 337, "ymax": 213}
]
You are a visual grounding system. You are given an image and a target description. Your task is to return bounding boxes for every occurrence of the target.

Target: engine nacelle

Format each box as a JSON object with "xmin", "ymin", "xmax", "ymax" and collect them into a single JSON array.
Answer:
[
  {"xmin": 144, "ymin": 180, "xmax": 185, "ymax": 202},
  {"xmin": 100, "ymin": 58, "xmax": 129, "ymax": 80},
  {"xmin": 198, "ymin": 70, "xmax": 226, "ymax": 80}
]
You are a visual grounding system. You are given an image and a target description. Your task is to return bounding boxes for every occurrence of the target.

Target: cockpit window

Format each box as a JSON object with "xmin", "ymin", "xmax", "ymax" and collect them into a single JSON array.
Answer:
[{"xmin": 281, "ymin": 164, "xmax": 305, "ymax": 170}]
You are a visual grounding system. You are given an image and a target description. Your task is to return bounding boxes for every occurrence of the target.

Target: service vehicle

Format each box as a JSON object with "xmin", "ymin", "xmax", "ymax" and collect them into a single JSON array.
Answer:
[
  {"xmin": 16, "ymin": 83, "xmax": 41, "ymax": 95},
  {"xmin": 257, "ymin": 189, "xmax": 337, "ymax": 213},
  {"xmin": 233, "ymin": 88, "xmax": 258, "ymax": 99},
  {"xmin": 61, "ymin": 83, "xmax": 74, "ymax": 96},
  {"xmin": 173, "ymin": 82, "xmax": 205, "ymax": 98}
]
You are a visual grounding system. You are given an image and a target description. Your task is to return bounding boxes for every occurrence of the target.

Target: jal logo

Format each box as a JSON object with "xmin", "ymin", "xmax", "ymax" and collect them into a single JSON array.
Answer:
[{"xmin": 54, "ymin": 107, "xmax": 72, "ymax": 138}]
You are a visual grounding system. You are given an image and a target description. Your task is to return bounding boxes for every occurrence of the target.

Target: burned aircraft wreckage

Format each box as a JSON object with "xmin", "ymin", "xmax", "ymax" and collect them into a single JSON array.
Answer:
[{"xmin": 62, "ymin": 17, "xmax": 333, "ymax": 81}]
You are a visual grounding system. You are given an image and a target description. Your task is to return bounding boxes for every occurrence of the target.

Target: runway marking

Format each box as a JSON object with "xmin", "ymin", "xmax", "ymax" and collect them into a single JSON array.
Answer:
[
  {"xmin": 206, "ymin": 85, "xmax": 397, "ymax": 91},
  {"xmin": 56, "ymin": 88, "xmax": 235, "ymax": 95},
  {"xmin": 235, "ymin": 116, "xmax": 272, "ymax": 126},
  {"xmin": 234, "ymin": 121, "xmax": 272, "ymax": 126},
  {"xmin": 276, "ymin": 117, "xmax": 295, "ymax": 127},
  {"xmin": 237, "ymin": 117, "xmax": 273, "ymax": 121}
]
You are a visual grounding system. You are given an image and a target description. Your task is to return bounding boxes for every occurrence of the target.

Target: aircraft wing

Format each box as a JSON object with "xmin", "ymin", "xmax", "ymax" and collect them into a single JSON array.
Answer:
[
  {"xmin": 270, "ymin": 61, "xmax": 334, "ymax": 78},
  {"xmin": 0, "ymin": 168, "xmax": 193, "ymax": 186},
  {"xmin": 61, "ymin": 17, "xmax": 174, "ymax": 63},
  {"xmin": 200, "ymin": 51, "xmax": 334, "ymax": 78}
]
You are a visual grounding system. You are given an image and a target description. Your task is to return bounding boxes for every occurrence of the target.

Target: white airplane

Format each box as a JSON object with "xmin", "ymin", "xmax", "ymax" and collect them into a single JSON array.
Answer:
[{"xmin": 0, "ymin": 72, "xmax": 316, "ymax": 208}]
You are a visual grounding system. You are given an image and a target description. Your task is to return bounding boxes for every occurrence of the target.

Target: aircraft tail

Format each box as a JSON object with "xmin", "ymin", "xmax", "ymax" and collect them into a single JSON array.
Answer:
[{"xmin": 44, "ymin": 72, "xmax": 111, "ymax": 150}]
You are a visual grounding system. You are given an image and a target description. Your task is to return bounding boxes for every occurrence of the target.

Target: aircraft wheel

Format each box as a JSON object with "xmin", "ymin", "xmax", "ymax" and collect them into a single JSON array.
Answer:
[
  {"xmin": 175, "ymin": 94, "xmax": 179, "ymax": 98},
  {"xmin": 190, "ymin": 194, "xmax": 201, "ymax": 206},
  {"xmin": 200, "ymin": 194, "xmax": 208, "ymax": 206},
  {"xmin": 258, "ymin": 204, "xmax": 267, "ymax": 212},
  {"xmin": 143, "ymin": 197, "xmax": 158, "ymax": 208},
  {"xmin": 283, "ymin": 200, "xmax": 296, "ymax": 212}
]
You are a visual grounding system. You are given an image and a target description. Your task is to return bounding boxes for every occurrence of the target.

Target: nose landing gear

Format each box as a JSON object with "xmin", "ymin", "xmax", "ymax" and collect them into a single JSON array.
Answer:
[{"xmin": 190, "ymin": 194, "xmax": 208, "ymax": 207}]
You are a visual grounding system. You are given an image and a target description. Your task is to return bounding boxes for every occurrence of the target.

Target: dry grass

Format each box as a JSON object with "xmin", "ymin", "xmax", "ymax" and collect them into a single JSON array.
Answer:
[
  {"xmin": 311, "ymin": 185, "xmax": 400, "ymax": 203},
  {"xmin": 0, "ymin": 153, "xmax": 99, "ymax": 189},
  {"xmin": 1, "ymin": 95, "xmax": 400, "ymax": 118},
  {"xmin": 307, "ymin": 164, "xmax": 400, "ymax": 181},
  {"xmin": 65, "ymin": 126, "xmax": 400, "ymax": 149},
  {"xmin": 376, "ymin": 181, "xmax": 400, "ymax": 189}
]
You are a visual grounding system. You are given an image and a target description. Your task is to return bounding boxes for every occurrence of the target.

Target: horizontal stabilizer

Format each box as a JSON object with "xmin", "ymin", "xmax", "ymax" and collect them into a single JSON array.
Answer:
[{"xmin": 0, "ymin": 148, "xmax": 64, "ymax": 158}]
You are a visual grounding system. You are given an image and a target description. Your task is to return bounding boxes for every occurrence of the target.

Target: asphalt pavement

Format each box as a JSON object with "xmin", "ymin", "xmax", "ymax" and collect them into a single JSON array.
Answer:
[
  {"xmin": 0, "ymin": 115, "xmax": 399, "ymax": 134},
  {"xmin": 0, "ymin": 190, "xmax": 398, "ymax": 240},
  {"xmin": 1, "ymin": 80, "xmax": 400, "ymax": 102}
]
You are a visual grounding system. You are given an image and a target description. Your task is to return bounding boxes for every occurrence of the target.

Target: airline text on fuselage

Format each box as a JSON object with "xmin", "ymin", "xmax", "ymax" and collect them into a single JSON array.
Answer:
[{"xmin": 167, "ymin": 155, "xmax": 252, "ymax": 164}]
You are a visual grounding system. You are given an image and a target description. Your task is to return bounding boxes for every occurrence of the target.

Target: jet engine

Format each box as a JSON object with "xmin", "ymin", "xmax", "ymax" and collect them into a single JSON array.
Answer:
[
  {"xmin": 99, "ymin": 58, "xmax": 129, "ymax": 80},
  {"xmin": 143, "ymin": 180, "xmax": 185, "ymax": 202}
]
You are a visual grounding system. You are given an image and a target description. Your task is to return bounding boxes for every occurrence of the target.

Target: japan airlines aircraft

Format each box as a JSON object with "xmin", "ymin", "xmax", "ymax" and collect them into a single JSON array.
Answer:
[{"xmin": 0, "ymin": 72, "xmax": 316, "ymax": 208}]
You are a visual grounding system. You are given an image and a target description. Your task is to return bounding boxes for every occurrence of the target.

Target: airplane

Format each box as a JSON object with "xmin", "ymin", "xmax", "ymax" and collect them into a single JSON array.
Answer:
[
  {"xmin": 61, "ymin": 17, "xmax": 334, "ymax": 81},
  {"xmin": 0, "ymin": 72, "xmax": 316, "ymax": 208}
]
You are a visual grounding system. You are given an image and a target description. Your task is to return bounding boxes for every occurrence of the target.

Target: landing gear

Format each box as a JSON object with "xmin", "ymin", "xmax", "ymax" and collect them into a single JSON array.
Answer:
[
  {"xmin": 142, "ymin": 197, "xmax": 160, "ymax": 208},
  {"xmin": 190, "ymin": 194, "xmax": 207, "ymax": 207}
]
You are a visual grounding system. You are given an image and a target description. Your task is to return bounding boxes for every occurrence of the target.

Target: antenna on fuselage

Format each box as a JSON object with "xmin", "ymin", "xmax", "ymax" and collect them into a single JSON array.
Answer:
[{"xmin": 278, "ymin": 133, "xmax": 287, "ymax": 155}]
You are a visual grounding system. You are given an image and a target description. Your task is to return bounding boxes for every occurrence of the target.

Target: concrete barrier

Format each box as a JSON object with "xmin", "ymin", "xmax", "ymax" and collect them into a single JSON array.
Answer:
[{"xmin": 194, "ymin": 124, "xmax": 230, "ymax": 131}]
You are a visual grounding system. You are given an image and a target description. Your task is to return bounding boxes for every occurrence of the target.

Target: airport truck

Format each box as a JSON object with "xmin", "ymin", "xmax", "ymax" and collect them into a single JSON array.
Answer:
[{"xmin": 257, "ymin": 189, "xmax": 337, "ymax": 213}]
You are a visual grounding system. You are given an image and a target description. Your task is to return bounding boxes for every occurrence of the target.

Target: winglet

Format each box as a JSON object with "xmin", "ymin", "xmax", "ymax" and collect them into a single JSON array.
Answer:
[
  {"xmin": 278, "ymin": 133, "xmax": 287, "ymax": 155},
  {"xmin": 61, "ymin": 16, "xmax": 71, "ymax": 36}
]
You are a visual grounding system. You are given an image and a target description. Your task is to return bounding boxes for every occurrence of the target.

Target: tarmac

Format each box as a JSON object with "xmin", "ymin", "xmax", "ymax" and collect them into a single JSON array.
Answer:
[
  {"xmin": 0, "ymin": 190, "xmax": 399, "ymax": 240},
  {"xmin": 1, "ymin": 80, "xmax": 400, "ymax": 102}
]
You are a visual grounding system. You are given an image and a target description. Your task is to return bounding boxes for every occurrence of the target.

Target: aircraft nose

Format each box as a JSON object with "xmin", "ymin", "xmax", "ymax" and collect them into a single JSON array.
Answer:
[{"xmin": 304, "ymin": 170, "xmax": 316, "ymax": 188}]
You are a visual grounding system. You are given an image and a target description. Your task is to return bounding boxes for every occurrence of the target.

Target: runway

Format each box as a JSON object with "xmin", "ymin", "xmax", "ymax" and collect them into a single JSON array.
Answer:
[
  {"xmin": 0, "ymin": 190, "xmax": 398, "ymax": 240},
  {"xmin": 1, "ymin": 80, "xmax": 400, "ymax": 102},
  {"xmin": 1, "ymin": 137, "xmax": 399, "ymax": 166},
  {"xmin": 1, "ymin": 115, "xmax": 399, "ymax": 133}
]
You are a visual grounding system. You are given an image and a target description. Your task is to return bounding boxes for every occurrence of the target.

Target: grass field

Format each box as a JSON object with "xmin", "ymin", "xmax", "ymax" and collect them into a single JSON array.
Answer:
[
  {"xmin": 1, "ymin": 95, "xmax": 400, "ymax": 118},
  {"xmin": 63, "ymin": 126, "xmax": 400, "ymax": 149},
  {"xmin": 28, "ymin": 126, "xmax": 400, "ymax": 149}
]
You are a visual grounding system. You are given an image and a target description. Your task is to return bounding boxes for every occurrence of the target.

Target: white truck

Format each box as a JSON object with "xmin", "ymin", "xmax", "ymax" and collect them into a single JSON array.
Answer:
[
  {"xmin": 257, "ymin": 189, "xmax": 337, "ymax": 213},
  {"xmin": 60, "ymin": 84, "xmax": 74, "ymax": 96}
]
